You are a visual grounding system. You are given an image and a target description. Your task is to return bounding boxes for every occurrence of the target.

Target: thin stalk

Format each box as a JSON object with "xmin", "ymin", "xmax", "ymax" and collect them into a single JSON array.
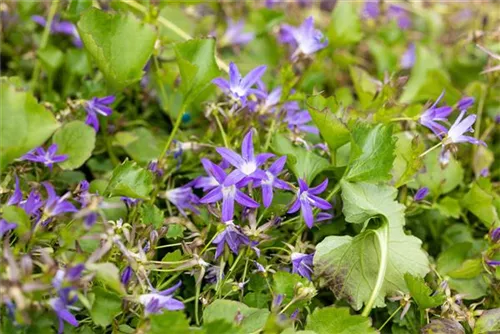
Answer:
[
  {"xmin": 158, "ymin": 102, "xmax": 187, "ymax": 163},
  {"xmin": 378, "ymin": 304, "xmax": 403, "ymax": 331},
  {"xmin": 214, "ymin": 112, "xmax": 230, "ymax": 148},
  {"xmin": 263, "ymin": 118, "xmax": 277, "ymax": 151},
  {"xmin": 31, "ymin": 0, "xmax": 60, "ymax": 90},
  {"xmin": 419, "ymin": 142, "xmax": 442, "ymax": 158},
  {"xmin": 194, "ymin": 280, "xmax": 201, "ymax": 325}
]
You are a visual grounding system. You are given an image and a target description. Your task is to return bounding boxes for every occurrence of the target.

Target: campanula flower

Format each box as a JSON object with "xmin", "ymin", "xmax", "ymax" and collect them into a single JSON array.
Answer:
[
  {"xmin": 400, "ymin": 43, "xmax": 416, "ymax": 69},
  {"xmin": 121, "ymin": 266, "xmax": 133, "ymax": 286},
  {"xmin": 7, "ymin": 176, "xmax": 22, "ymax": 206},
  {"xmin": 0, "ymin": 219, "xmax": 17, "ymax": 238},
  {"xmin": 387, "ymin": 5, "xmax": 411, "ymax": 29},
  {"xmin": 419, "ymin": 91, "xmax": 453, "ymax": 138},
  {"xmin": 414, "ymin": 187, "xmax": 429, "ymax": 201},
  {"xmin": 32, "ymin": 15, "xmax": 82, "ymax": 47},
  {"xmin": 220, "ymin": 19, "xmax": 254, "ymax": 47},
  {"xmin": 139, "ymin": 281, "xmax": 184, "ymax": 315},
  {"xmin": 284, "ymin": 103, "xmax": 319, "ymax": 134},
  {"xmin": 121, "ymin": 197, "xmax": 141, "ymax": 207},
  {"xmin": 205, "ymin": 265, "xmax": 224, "ymax": 283},
  {"xmin": 216, "ymin": 129, "xmax": 274, "ymax": 186},
  {"xmin": 163, "ymin": 186, "xmax": 199, "ymax": 217},
  {"xmin": 21, "ymin": 144, "xmax": 68, "ymax": 169},
  {"xmin": 41, "ymin": 182, "xmax": 77, "ymax": 224},
  {"xmin": 21, "ymin": 189, "xmax": 44, "ymax": 218},
  {"xmin": 491, "ymin": 228, "xmax": 500, "ymax": 243},
  {"xmin": 49, "ymin": 288, "xmax": 79, "ymax": 334},
  {"xmin": 213, "ymin": 221, "xmax": 250, "ymax": 259},
  {"xmin": 291, "ymin": 252, "xmax": 314, "ymax": 280},
  {"xmin": 199, "ymin": 160, "xmax": 259, "ymax": 222},
  {"xmin": 361, "ymin": 1, "xmax": 380, "ymax": 19},
  {"xmin": 212, "ymin": 62, "xmax": 267, "ymax": 106},
  {"xmin": 254, "ymin": 156, "xmax": 291, "ymax": 207},
  {"xmin": 288, "ymin": 178, "xmax": 332, "ymax": 228},
  {"xmin": 456, "ymin": 96, "xmax": 475, "ymax": 111},
  {"xmin": 486, "ymin": 259, "xmax": 500, "ymax": 267},
  {"xmin": 84, "ymin": 95, "xmax": 115, "ymax": 132},
  {"xmin": 279, "ymin": 17, "xmax": 328, "ymax": 60},
  {"xmin": 195, "ymin": 158, "xmax": 227, "ymax": 192},
  {"xmin": 52, "ymin": 264, "xmax": 85, "ymax": 289},
  {"xmin": 443, "ymin": 110, "xmax": 486, "ymax": 147}
]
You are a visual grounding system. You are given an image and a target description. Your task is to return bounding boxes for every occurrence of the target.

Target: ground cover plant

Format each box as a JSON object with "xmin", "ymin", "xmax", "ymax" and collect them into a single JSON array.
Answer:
[{"xmin": 1, "ymin": 1, "xmax": 500, "ymax": 333}]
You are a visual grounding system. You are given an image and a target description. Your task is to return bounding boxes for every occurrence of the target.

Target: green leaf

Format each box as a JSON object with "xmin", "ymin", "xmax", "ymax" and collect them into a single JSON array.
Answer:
[
  {"xmin": 462, "ymin": 182, "xmax": 499, "ymax": 227},
  {"xmin": 243, "ymin": 292, "xmax": 270, "ymax": 309},
  {"xmin": 314, "ymin": 181, "xmax": 429, "ymax": 310},
  {"xmin": 77, "ymin": 8, "xmax": 156, "ymax": 90},
  {"xmin": 272, "ymin": 133, "xmax": 330, "ymax": 184},
  {"xmin": 3, "ymin": 205, "xmax": 30, "ymax": 237},
  {"xmin": 392, "ymin": 132, "xmax": 424, "ymax": 187},
  {"xmin": 87, "ymin": 263, "xmax": 125, "ymax": 295},
  {"xmin": 166, "ymin": 224, "xmax": 185, "ymax": 240},
  {"xmin": 0, "ymin": 79, "xmax": 59, "ymax": 170},
  {"xmin": 173, "ymin": 38, "xmax": 220, "ymax": 106},
  {"xmin": 307, "ymin": 100, "xmax": 350, "ymax": 152},
  {"xmin": 140, "ymin": 204, "xmax": 164, "ymax": 228},
  {"xmin": 38, "ymin": 46, "xmax": 64, "ymax": 74},
  {"xmin": 203, "ymin": 300, "xmax": 270, "ymax": 334},
  {"xmin": 106, "ymin": 160, "xmax": 154, "ymax": 199},
  {"xmin": 447, "ymin": 259, "xmax": 483, "ymax": 279},
  {"xmin": 404, "ymin": 273, "xmax": 445, "ymax": 309},
  {"xmin": 421, "ymin": 319, "xmax": 465, "ymax": 334},
  {"xmin": 149, "ymin": 311, "xmax": 190, "ymax": 334},
  {"xmin": 344, "ymin": 123, "xmax": 396, "ymax": 183},
  {"xmin": 417, "ymin": 149, "xmax": 464, "ymax": 197},
  {"xmin": 273, "ymin": 271, "xmax": 315, "ymax": 312},
  {"xmin": 305, "ymin": 307, "xmax": 376, "ymax": 334},
  {"xmin": 114, "ymin": 127, "xmax": 165, "ymax": 164},
  {"xmin": 328, "ymin": 3, "xmax": 363, "ymax": 47},
  {"xmin": 474, "ymin": 308, "xmax": 500, "ymax": 334},
  {"xmin": 202, "ymin": 319, "xmax": 238, "ymax": 334},
  {"xmin": 434, "ymin": 197, "xmax": 461, "ymax": 219},
  {"xmin": 90, "ymin": 287, "xmax": 122, "ymax": 327},
  {"xmin": 348, "ymin": 67, "xmax": 379, "ymax": 109},
  {"xmin": 52, "ymin": 121, "xmax": 96, "ymax": 170}
]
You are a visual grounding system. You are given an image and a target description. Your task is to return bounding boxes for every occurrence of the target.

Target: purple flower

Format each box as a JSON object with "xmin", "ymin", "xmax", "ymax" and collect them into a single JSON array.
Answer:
[
  {"xmin": 148, "ymin": 160, "xmax": 164, "ymax": 177},
  {"xmin": 487, "ymin": 260, "xmax": 500, "ymax": 267},
  {"xmin": 216, "ymin": 129, "xmax": 274, "ymax": 186},
  {"xmin": 164, "ymin": 186, "xmax": 199, "ymax": 216},
  {"xmin": 21, "ymin": 144, "xmax": 68, "ymax": 169},
  {"xmin": 285, "ymin": 105, "xmax": 319, "ymax": 134},
  {"xmin": 21, "ymin": 189, "xmax": 44, "ymax": 217},
  {"xmin": 361, "ymin": 1, "xmax": 380, "ymax": 19},
  {"xmin": 387, "ymin": 5, "xmax": 411, "ymax": 29},
  {"xmin": 212, "ymin": 221, "xmax": 250, "ymax": 259},
  {"xmin": 254, "ymin": 156, "xmax": 291, "ymax": 207},
  {"xmin": 42, "ymin": 182, "xmax": 77, "ymax": 224},
  {"xmin": 32, "ymin": 15, "xmax": 82, "ymax": 47},
  {"xmin": 273, "ymin": 294, "xmax": 284, "ymax": 308},
  {"xmin": 419, "ymin": 91, "xmax": 453, "ymax": 138},
  {"xmin": 220, "ymin": 19, "xmax": 254, "ymax": 47},
  {"xmin": 279, "ymin": 17, "xmax": 328, "ymax": 60},
  {"xmin": 291, "ymin": 252, "xmax": 314, "ymax": 280},
  {"xmin": 400, "ymin": 43, "xmax": 416, "ymax": 69},
  {"xmin": 121, "ymin": 266, "xmax": 133, "ymax": 286},
  {"xmin": 139, "ymin": 281, "xmax": 184, "ymax": 315},
  {"xmin": 480, "ymin": 168, "xmax": 489, "ymax": 177},
  {"xmin": 49, "ymin": 288, "xmax": 79, "ymax": 334},
  {"xmin": 52, "ymin": 264, "xmax": 85, "ymax": 289},
  {"xmin": 121, "ymin": 196, "xmax": 141, "ymax": 207},
  {"xmin": 414, "ymin": 187, "xmax": 429, "ymax": 201},
  {"xmin": 491, "ymin": 227, "xmax": 500, "ymax": 243},
  {"xmin": 84, "ymin": 96, "xmax": 115, "ymax": 132},
  {"xmin": 288, "ymin": 178, "xmax": 332, "ymax": 228},
  {"xmin": 456, "ymin": 96, "xmax": 475, "ymax": 111},
  {"xmin": 0, "ymin": 219, "xmax": 17, "ymax": 238},
  {"xmin": 444, "ymin": 110, "xmax": 486, "ymax": 146},
  {"xmin": 7, "ymin": 176, "xmax": 22, "ymax": 206},
  {"xmin": 199, "ymin": 159, "xmax": 259, "ymax": 222},
  {"xmin": 212, "ymin": 62, "xmax": 267, "ymax": 106},
  {"xmin": 195, "ymin": 159, "xmax": 227, "ymax": 192}
]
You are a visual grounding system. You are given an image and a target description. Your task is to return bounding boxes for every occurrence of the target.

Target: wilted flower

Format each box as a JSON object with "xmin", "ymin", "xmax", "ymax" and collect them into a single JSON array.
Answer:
[
  {"xmin": 0, "ymin": 219, "xmax": 17, "ymax": 238},
  {"xmin": 84, "ymin": 95, "xmax": 115, "ymax": 132},
  {"xmin": 279, "ymin": 16, "xmax": 328, "ymax": 60},
  {"xmin": 291, "ymin": 252, "xmax": 314, "ymax": 280},
  {"xmin": 288, "ymin": 178, "xmax": 332, "ymax": 228},
  {"xmin": 32, "ymin": 15, "xmax": 82, "ymax": 47},
  {"xmin": 220, "ymin": 19, "xmax": 254, "ymax": 47},
  {"xmin": 216, "ymin": 129, "xmax": 274, "ymax": 186},
  {"xmin": 49, "ymin": 288, "xmax": 79, "ymax": 334},
  {"xmin": 164, "ymin": 186, "xmax": 199, "ymax": 217},
  {"xmin": 212, "ymin": 62, "xmax": 267, "ymax": 106},
  {"xmin": 205, "ymin": 265, "xmax": 224, "ymax": 283},
  {"xmin": 21, "ymin": 144, "xmax": 68, "ymax": 169},
  {"xmin": 212, "ymin": 221, "xmax": 250, "ymax": 259},
  {"xmin": 419, "ymin": 91, "xmax": 453, "ymax": 138},
  {"xmin": 254, "ymin": 156, "xmax": 291, "ymax": 207},
  {"xmin": 414, "ymin": 187, "xmax": 429, "ymax": 201},
  {"xmin": 139, "ymin": 281, "xmax": 184, "ymax": 315}
]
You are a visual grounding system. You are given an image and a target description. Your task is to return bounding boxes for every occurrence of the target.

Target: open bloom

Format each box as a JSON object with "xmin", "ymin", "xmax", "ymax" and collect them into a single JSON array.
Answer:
[
  {"xmin": 419, "ymin": 91, "xmax": 453, "ymax": 138},
  {"xmin": 195, "ymin": 158, "xmax": 227, "ymax": 192},
  {"xmin": 254, "ymin": 156, "xmax": 291, "ymax": 207},
  {"xmin": 50, "ymin": 288, "xmax": 79, "ymax": 334},
  {"xmin": 443, "ymin": 110, "xmax": 486, "ymax": 147},
  {"xmin": 212, "ymin": 62, "xmax": 266, "ymax": 106},
  {"xmin": 139, "ymin": 281, "xmax": 184, "ymax": 316},
  {"xmin": 291, "ymin": 252, "xmax": 314, "ymax": 280},
  {"xmin": 199, "ymin": 160, "xmax": 259, "ymax": 222},
  {"xmin": 288, "ymin": 178, "xmax": 332, "ymax": 228},
  {"xmin": 42, "ymin": 182, "xmax": 77, "ymax": 224},
  {"xmin": 284, "ymin": 104, "xmax": 319, "ymax": 134},
  {"xmin": 216, "ymin": 129, "xmax": 274, "ymax": 186},
  {"xmin": 279, "ymin": 17, "xmax": 328, "ymax": 59},
  {"xmin": 21, "ymin": 144, "xmax": 68, "ymax": 169},
  {"xmin": 32, "ymin": 15, "xmax": 82, "ymax": 47},
  {"xmin": 84, "ymin": 95, "xmax": 115, "ymax": 132},
  {"xmin": 220, "ymin": 19, "xmax": 254, "ymax": 47},
  {"xmin": 213, "ymin": 221, "xmax": 250, "ymax": 259},
  {"xmin": 0, "ymin": 219, "xmax": 17, "ymax": 238},
  {"xmin": 164, "ymin": 186, "xmax": 199, "ymax": 217}
]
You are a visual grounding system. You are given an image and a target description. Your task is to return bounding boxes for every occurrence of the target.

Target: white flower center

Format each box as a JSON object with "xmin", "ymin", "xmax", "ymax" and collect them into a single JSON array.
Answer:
[
  {"xmin": 222, "ymin": 185, "xmax": 236, "ymax": 198},
  {"xmin": 263, "ymin": 171, "xmax": 274, "ymax": 185},
  {"xmin": 240, "ymin": 161, "xmax": 257, "ymax": 175}
]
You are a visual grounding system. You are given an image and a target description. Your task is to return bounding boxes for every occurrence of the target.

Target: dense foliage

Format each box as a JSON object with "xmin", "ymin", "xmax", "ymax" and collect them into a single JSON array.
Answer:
[{"xmin": 1, "ymin": 1, "xmax": 500, "ymax": 333}]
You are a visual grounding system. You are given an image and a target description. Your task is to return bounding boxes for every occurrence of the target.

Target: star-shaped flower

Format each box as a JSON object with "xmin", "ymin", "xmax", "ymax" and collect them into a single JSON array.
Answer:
[{"xmin": 288, "ymin": 178, "xmax": 332, "ymax": 228}]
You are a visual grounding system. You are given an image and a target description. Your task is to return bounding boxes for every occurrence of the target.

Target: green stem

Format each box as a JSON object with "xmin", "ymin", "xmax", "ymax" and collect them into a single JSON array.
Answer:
[
  {"xmin": 214, "ymin": 112, "xmax": 230, "ymax": 148},
  {"xmin": 362, "ymin": 224, "xmax": 389, "ymax": 317},
  {"xmin": 194, "ymin": 280, "xmax": 201, "ymax": 325},
  {"xmin": 378, "ymin": 304, "xmax": 403, "ymax": 331},
  {"xmin": 419, "ymin": 142, "xmax": 441, "ymax": 158},
  {"xmin": 263, "ymin": 118, "xmax": 277, "ymax": 151},
  {"xmin": 31, "ymin": 0, "xmax": 60, "ymax": 90},
  {"xmin": 158, "ymin": 103, "xmax": 187, "ymax": 163}
]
